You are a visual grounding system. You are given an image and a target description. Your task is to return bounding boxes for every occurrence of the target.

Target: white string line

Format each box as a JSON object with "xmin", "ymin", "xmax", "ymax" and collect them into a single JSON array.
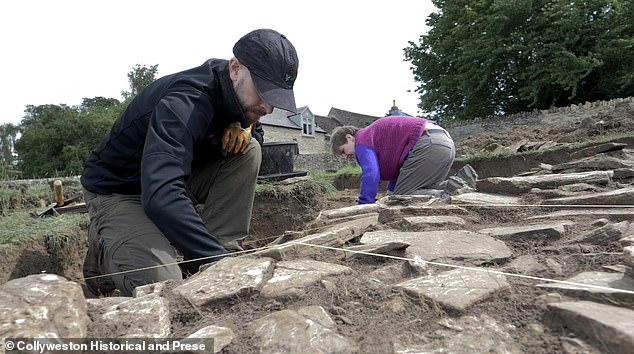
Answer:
[
  {"xmin": 453, "ymin": 204, "xmax": 634, "ymax": 208},
  {"xmin": 77, "ymin": 201, "xmax": 632, "ymax": 289},
  {"xmin": 80, "ymin": 239, "xmax": 634, "ymax": 296},
  {"xmin": 286, "ymin": 240, "xmax": 634, "ymax": 295},
  {"xmin": 79, "ymin": 246, "xmax": 268, "ymax": 282}
]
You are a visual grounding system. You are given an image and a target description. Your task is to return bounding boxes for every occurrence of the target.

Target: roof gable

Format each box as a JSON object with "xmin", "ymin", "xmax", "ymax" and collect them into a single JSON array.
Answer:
[
  {"xmin": 327, "ymin": 107, "xmax": 380, "ymax": 128},
  {"xmin": 260, "ymin": 107, "xmax": 326, "ymax": 133}
]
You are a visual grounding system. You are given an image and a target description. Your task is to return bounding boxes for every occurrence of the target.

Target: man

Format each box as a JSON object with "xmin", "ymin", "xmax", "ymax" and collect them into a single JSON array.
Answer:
[
  {"xmin": 330, "ymin": 116, "xmax": 476, "ymax": 204},
  {"xmin": 81, "ymin": 29, "xmax": 299, "ymax": 296}
]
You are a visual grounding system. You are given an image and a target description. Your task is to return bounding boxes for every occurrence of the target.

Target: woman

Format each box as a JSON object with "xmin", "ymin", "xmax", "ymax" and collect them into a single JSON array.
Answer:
[{"xmin": 330, "ymin": 115, "xmax": 464, "ymax": 204}]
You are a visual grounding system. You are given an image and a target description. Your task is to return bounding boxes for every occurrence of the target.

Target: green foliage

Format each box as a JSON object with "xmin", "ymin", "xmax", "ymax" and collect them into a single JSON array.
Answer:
[
  {"xmin": 122, "ymin": 64, "xmax": 159, "ymax": 100},
  {"xmin": 15, "ymin": 98, "xmax": 121, "ymax": 178},
  {"xmin": 0, "ymin": 123, "xmax": 21, "ymax": 179},
  {"xmin": 405, "ymin": 0, "xmax": 634, "ymax": 122},
  {"xmin": 11, "ymin": 63, "xmax": 156, "ymax": 179}
]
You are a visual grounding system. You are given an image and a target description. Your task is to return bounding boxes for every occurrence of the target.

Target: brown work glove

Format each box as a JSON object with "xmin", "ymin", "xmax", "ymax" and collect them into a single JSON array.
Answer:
[{"xmin": 222, "ymin": 122, "xmax": 253, "ymax": 156}]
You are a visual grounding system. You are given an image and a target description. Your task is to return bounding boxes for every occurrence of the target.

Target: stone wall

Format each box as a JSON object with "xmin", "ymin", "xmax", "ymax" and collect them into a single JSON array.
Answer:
[
  {"xmin": 264, "ymin": 126, "xmax": 329, "ymax": 154},
  {"xmin": 444, "ymin": 96, "xmax": 634, "ymax": 143},
  {"xmin": 294, "ymin": 153, "xmax": 353, "ymax": 173}
]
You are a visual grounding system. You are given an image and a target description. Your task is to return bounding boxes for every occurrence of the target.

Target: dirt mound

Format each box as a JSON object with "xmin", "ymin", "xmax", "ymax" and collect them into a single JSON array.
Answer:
[{"xmin": 455, "ymin": 101, "xmax": 634, "ymax": 156}]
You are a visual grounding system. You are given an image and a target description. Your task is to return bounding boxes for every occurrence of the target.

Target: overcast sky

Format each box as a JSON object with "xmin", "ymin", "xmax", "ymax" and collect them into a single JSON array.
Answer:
[{"xmin": 0, "ymin": 1, "xmax": 436, "ymax": 125}]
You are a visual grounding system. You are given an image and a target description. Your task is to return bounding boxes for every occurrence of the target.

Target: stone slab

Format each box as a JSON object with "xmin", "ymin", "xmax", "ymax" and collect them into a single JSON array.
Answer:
[
  {"xmin": 537, "ymin": 271, "xmax": 634, "ymax": 308},
  {"xmin": 360, "ymin": 230, "xmax": 512, "ymax": 265},
  {"xmin": 87, "ymin": 294, "xmax": 170, "ymax": 338},
  {"xmin": 394, "ymin": 268, "xmax": 510, "ymax": 312},
  {"xmin": 0, "ymin": 274, "xmax": 89, "ymax": 340},
  {"xmin": 478, "ymin": 171, "xmax": 612, "ymax": 194},
  {"xmin": 173, "ymin": 257, "xmax": 274, "ymax": 307},
  {"xmin": 527, "ymin": 209, "xmax": 634, "ymax": 222},
  {"xmin": 316, "ymin": 204, "xmax": 381, "ymax": 220},
  {"xmin": 260, "ymin": 260, "xmax": 352, "ymax": 298},
  {"xmin": 187, "ymin": 325, "xmax": 234, "ymax": 353},
  {"xmin": 542, "ymin": 187, "xmax": 634, "ymax": 205},
  {"xmin": 569, "ymin": 142, "xmax": 627, "ymax": 160},
  {"xmin": 393, "ymin": 314, "xmax": 520, "ymax": 354},
  {"xmin": 451, "ymin": 192, "xmax": 521, "ymax": 205},
  {"xmin": 248, "ymin": 306, "xmax": 358, "ymax": 353},
  {"xmin": 253, "ymin": 221, "xmax": 367, "ymax": 260},
  {"xmin": 548, "ymin": 301, "xmax": 634, "ymax": 354},
  {"xmin": 478, "ymin": 221, "xmax": 572, "ymax": 241},
  {"xmin": 345, "ymin": 241, "xmax": 410, "ymax": 260},
  {"xmin": 400, "ymin": 215, "xmax": 466, "ymax": 230}
]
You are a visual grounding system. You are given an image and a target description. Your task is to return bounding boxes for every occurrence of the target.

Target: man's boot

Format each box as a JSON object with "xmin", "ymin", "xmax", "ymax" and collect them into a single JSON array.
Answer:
[{"xmin": 83, "ymin": 226, "xmax": 115, "ymax": 297}]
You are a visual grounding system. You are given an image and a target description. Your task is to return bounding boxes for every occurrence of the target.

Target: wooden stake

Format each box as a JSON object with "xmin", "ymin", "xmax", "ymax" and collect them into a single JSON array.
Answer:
[{"xmin": 53, "ymin": 179, "xmax": 64, "ymax": 207}]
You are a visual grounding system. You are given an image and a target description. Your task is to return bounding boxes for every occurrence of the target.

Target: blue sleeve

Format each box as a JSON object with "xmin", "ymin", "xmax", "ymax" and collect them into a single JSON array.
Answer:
[
  {"xmin": 387, "ymin": 180, "xmax": 396, "ymax": 191},
  {"xmin": 355, "ymin": 144, "xmax": 380, "ymax": 204},
  {"xmin": 141, "ymin": 92, "xmax": 228, "ymax": 272}
]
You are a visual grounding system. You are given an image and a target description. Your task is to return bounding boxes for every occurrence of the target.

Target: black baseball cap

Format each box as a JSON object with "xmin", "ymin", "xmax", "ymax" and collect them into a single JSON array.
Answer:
[{"xmin": 233, "ymin": 29, "xmax": 299, "ymax": 113}]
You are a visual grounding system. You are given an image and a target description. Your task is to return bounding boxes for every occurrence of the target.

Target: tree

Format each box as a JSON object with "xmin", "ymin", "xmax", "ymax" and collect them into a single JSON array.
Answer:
[
  {"xmin": 405, "ymin": 0, "xmax": 634, "ymax": 122},
  {"xmin": 14, "ymin": 98, "xmax": 121, "ymax": 178},
  {"xmin": 0, "ymin": 123, "xmax": 20, "ymax": 178},
  {"xmin": 121, "ymin": 64, "xmax": 159, "ymax": 100},
  {"xmin": 14, "ymin": 63, "xmax": 157, "ymax": 178}
]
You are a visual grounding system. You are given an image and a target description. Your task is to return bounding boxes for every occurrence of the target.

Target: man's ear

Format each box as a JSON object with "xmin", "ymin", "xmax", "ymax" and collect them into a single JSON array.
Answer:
[
  {"xmin": 346, "ymin": 134, "xmax": 355, "ymax": 143},
  {"xmin": 229, "ymin": 57, "xmax": 241, "ymax": 81}
]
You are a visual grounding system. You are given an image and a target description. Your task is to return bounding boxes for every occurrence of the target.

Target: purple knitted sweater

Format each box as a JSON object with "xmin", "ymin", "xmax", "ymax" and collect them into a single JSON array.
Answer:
[{"xmin": 354, "ymin": 116, "xmax": 431, "ymax": 204}]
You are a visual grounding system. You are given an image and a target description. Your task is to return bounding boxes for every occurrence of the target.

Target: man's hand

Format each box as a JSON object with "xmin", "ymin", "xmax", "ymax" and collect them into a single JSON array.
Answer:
[{"xmin": 222, "ymin": 122, "xmax": 253, "ymax": 156}]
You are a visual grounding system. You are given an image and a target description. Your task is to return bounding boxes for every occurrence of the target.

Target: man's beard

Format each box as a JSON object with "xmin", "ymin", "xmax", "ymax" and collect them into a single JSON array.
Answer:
[{"xmin": 244, "ymin": 106, "xmax": 267, "ymax": 124}]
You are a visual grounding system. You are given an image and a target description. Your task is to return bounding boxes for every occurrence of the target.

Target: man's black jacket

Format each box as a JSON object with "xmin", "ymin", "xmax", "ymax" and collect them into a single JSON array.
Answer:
[{"xmin": 81, "ymin": 59, "xmax": 262, "ymax": 271}]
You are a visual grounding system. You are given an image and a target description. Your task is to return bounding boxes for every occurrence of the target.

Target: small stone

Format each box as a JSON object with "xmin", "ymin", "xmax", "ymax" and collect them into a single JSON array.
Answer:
[
  {"xmin": 330, "ymin": 306, "xmax": 346, "ymax": 316},
  {"xmin": 527, "ymin": 323, "xmax": 544, "ymax": 334},
  {"xmin": 538, "ymin": 292, "xmax": 563, "ymax": 303},
  {"xmin": 321, "ymin": 279, "xmax": 336, "ymax": 292}
]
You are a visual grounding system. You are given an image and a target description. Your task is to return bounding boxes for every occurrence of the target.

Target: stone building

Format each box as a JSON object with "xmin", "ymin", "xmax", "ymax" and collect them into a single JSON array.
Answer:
[
  {"xmin": 313, "ymin": 101, "xmax": 411, "ymax": 136},
  {"xmin": 260, "ymin": 107, "xmax": 328, "ymax": 154}
]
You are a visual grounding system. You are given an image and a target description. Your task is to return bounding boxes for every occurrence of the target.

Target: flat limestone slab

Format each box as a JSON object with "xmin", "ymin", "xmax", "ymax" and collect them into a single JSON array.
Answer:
[
  {"xmin": 452, "ymin": 192, "xmax": 521, "ymax": 205},
  {"xmin": 548, "ymin": 301, "xmax": 634, "ymax": 354},
  {"xmin": 478, "ymin": 221, "xmax": 572, "ymax": 241},
  {"xmin": 260, "ymin": 260, "xmax": 352, "ymax": 298},
  {"xmin": 537, "ymin": 271, "xmax": 634, "ymax": 307},
  {"xmin": 542, "ymin": 187, "xmax": 634, "ymax": 205},
  {"xmin": 393, "ymin": 314, "xmax": 520, "ymax": 354},
  {"xmin": 478, "ymin": 171, "xmax": 612, "ymax": 194},
  {"xmin": 87, "ymin": 293, "xmax": 171, "ymax": 338},
  {"xmin": 173, "ymin": 257, "xmax": 275, "ymax": 307},
  {"xmin": 316, "ymin": 204, "xmax": 381, "ymax": 220},
  {"xmin": 400, "ymin": 215, "xmax": 466, "ymax": 229},
  {"xmin": 0, "ymin": 274, "xmax": 89, "ymax": 339},
  {"xmin": 249, "ymin": 306, "xmax": 358, "ymax": 353},
  {"xmin": 187, "ymin": 325, "xmax": 234, "ymax": 353},
  {"xmin": 394, "ymin": 268, "xmax": 510, "ymax": 312},
  {"xmin": 528, "ymin": 208, "xmax": 634, "ymax": 222},
  {"xmin": 360, "ymin": 230, "xmax": 512, "ymax": 265}
]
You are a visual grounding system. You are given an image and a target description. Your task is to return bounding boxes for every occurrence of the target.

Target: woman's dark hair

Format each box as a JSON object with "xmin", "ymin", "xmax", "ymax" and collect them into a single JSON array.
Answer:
[{"xmin": 329, "ymin": 125, "xmax": 359, "ymax": 154}]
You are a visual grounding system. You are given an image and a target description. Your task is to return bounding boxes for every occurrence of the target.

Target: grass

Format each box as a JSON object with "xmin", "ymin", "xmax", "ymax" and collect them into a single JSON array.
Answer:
[
  {"xmin": 309, "ymin": 164, "xmax": 362, "ymax": 181},
  {"xmin": 0, "ymin": 188, "xmax": 20, "ymax": 214},
  {"xmin": 0, "ymin": 210, "xmax": 88, "ymax": 245},
  {"xmin": 256, "ymin": 176, "xmax": 338, "ymax": 200}
]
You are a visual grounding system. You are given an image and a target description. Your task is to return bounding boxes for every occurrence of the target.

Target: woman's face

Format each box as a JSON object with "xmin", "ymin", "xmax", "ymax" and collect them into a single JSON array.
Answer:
[{"xmin": 337, "ymin": 134, "xmax": 356, "ymax": 159}]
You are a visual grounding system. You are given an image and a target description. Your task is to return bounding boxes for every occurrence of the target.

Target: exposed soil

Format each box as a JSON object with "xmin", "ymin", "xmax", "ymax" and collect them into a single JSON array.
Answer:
[{"xmin": 1, "ymin": 105, "xmax": 633, "ymax": 353}]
